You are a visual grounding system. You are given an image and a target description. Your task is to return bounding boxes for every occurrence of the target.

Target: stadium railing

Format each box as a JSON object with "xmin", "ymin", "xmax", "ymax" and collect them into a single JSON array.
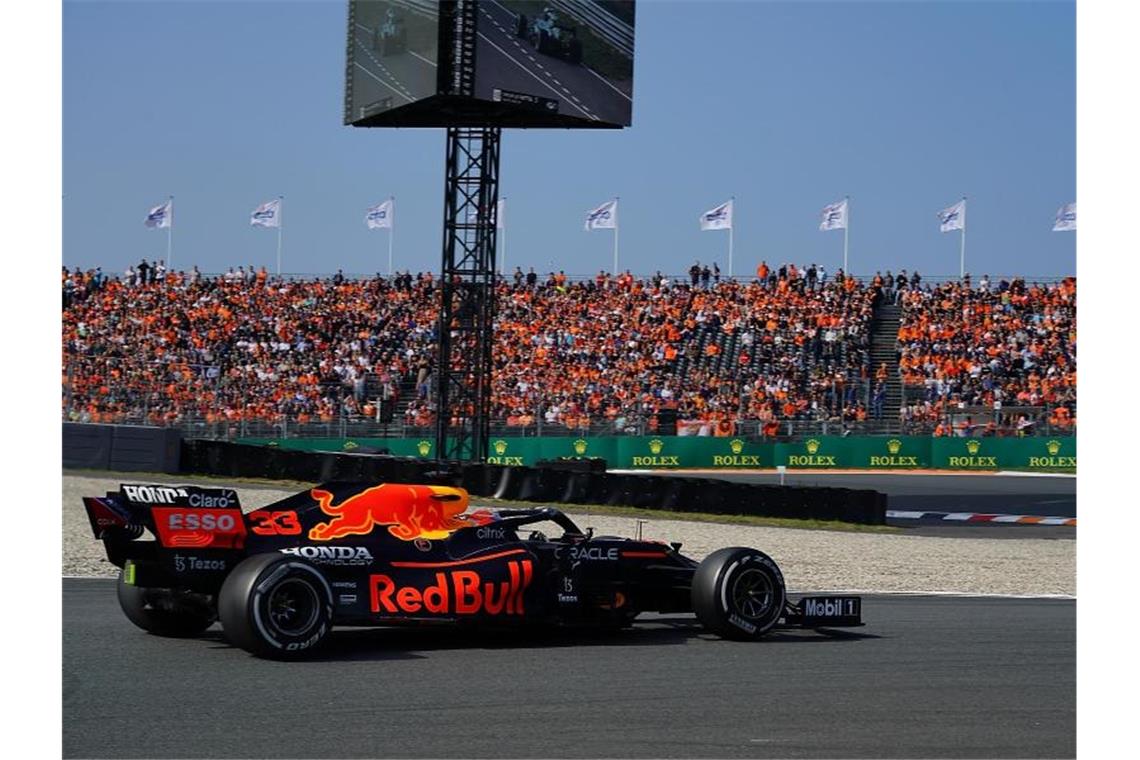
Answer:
[{"xmin": 59, "ymin": 408, "xmax": 1073, "ymax": 443}]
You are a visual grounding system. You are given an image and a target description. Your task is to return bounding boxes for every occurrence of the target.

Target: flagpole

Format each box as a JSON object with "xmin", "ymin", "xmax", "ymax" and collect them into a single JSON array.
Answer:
[
  {"xmin": 388, "ymin": 195, "xmax": 394, "ymax": 276},
  {"xmin": 613, "ymin": 196, "xmax": 619, "ymax": 274},
  {"xmin": 276, "ymin": 195, "xmax": 283, "ymax": 276},
  {"xmin": 959, "ymin": 195, "xmax": 966, "ymax": 279},
  {"xmin": 167, "ymin": 195, "xmax": 173, "ymax": 271},
  {"xmin": 843, "ymin": 195, "xmax": 849, "ymax": 274},
  {"xmin": 728, "ymin": 195, "xmax": 735, "ymax": 278}
]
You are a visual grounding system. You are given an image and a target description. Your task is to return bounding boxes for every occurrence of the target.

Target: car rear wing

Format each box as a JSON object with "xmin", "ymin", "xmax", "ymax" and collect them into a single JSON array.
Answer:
[{"xmin": 82, "ymin": 483, "xmax": 243, "ymax": 540}]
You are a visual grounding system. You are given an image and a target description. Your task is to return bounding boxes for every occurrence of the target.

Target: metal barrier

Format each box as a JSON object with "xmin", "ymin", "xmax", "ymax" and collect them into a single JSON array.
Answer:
[
  {"xmin": 402, "ymin": 0, "xmax": 439, "ymax": 19},
  {"xmin": 548, "ymin": 0, "xmax": 634, "ymax": 58},
  {"xmin": 59, "ymin": 409, "xmax": 1074, "ymax": 443}
]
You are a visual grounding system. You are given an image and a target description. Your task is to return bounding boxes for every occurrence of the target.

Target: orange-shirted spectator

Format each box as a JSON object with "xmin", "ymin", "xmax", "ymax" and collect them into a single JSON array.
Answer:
[
  {"xmin": 62, "ymin": 265, "xmax": 1070, "ymax": 438},
  {"xmin": 896, "ymin": 276, "xmax": 1075, "ymax": 433}
]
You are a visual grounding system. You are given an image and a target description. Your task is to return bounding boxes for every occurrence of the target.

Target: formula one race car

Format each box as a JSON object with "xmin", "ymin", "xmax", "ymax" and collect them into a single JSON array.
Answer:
[
  {"xmin": 372, "ymin": 8, "xmax": 407, "ymax": 57},
  {"xmin": 515, "ymin": 8, "xmax": 583, "ymax": 65},
  {"xmin": 83, "ymin": 482, "xmax": 864, "ymax": 659}
]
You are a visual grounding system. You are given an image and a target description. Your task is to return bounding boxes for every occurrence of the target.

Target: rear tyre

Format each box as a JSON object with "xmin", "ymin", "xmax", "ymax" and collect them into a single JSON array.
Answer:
[
  {"xmin": 692, "ymin": 547, "xmax": 786, "ymax": 640},
  {"xmin": 218, "ymin": 554, "xmax": 333, "ymax": 659},
  {"xmin": 116, "ymin": 569, "xmax": 214, "ymax": 637}
]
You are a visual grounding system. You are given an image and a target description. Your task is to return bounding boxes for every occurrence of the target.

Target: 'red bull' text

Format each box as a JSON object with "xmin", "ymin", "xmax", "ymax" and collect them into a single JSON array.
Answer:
[{"xmin": 369, "ymin": 559, "xmax": 533, "ymax": 616}]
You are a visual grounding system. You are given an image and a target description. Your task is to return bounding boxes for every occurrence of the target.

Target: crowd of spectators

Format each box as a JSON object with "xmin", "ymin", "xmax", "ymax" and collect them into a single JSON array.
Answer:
[
  {"xmin": 62, "ymin": 263, "xmax": 1075, "ymax": 436},
  {"xmin": 63, "ymin": 264, "xmax": 437, "ymax": 427},
  {"xmin": 490, "ymin": 270, "xmax": 874, "ymax": 434},
  {"xmin": 896, "ymin": 275, "xmax": 1077, "ymax": 432}
]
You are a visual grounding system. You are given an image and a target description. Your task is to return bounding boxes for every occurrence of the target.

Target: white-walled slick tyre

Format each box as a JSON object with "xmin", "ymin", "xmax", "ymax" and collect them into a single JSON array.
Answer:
[
  {"xmin": 692, "ymin": 547, "xmax": 786, "ymax": 640},
  {"xmin": 218, "ymin": 553, "xmax": 333, "ymax": 659}
]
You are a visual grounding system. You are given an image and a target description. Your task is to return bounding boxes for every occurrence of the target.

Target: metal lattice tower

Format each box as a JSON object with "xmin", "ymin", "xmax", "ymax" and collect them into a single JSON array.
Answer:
[{"xmin": 434, "ymin": 126, "xmax": 500, "ymax": 462}]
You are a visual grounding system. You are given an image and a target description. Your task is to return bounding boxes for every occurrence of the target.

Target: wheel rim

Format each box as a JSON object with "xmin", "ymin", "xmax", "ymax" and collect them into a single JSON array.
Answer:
[
  {"xmin": 266, "ymin": 579, "xmax": 320, "ymax": 636},
  {"xmin": 730, "ymin": 567, "xmax": 774, "ymax": 621}
]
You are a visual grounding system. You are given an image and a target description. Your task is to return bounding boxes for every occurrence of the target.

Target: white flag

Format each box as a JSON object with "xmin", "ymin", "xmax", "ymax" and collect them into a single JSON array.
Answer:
[
  {"xmin": 1052, "ymin": 202, "xmax": 1076, "ymax": 232},
  {"xmin": 584, "ymin": 199, "xmax": 618, "ymax": 230},
  {"xmin": 496, "ymin": 199, "xmax": 505, "ymax": 230},
  {"xmin": 699, "ymin": 199, "xmax": 733, "ymax": 231},
  {"xmin": 144, "ymin": 200, "xmax": 172, "ymax": 229},
  {"xmin": 819, "ymin": 199, "xmax": 848, "ymax": 231},
  {"xmin": 250, "ymin": 199, "xmax": 281, "ymax": 228},
  {"xmin": 365, "ymin": 199, "xmax": 393, "ymax": 230},
  {"xmin": 938, "ymin": 199, "xmax": 966, "ymax": 232}
]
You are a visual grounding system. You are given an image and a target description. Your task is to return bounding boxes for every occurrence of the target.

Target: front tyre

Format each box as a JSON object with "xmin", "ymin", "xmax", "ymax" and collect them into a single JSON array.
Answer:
[
  {"xmin": 692, "ymin": 547, "xmax": 786, "ymax": 640},
  {"xmin": 218, "ymin": 554, "xmax": 333, "ymax": 659},
  {"xmin": 116, "ymin": 569, "xmax": 215, "ymax": 637}
]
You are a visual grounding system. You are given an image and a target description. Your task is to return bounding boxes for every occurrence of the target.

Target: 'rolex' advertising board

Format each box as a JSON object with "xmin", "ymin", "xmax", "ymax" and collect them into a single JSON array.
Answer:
[{"xmin": 236, "ymin": 435, "xmax": 1075, "ymax": 472}]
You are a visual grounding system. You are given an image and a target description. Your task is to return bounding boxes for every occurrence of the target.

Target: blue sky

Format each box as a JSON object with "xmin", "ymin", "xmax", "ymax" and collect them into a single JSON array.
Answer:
[{"xmin": 62, "ymin": 0, "xmax": 1075, "ymax": 279}]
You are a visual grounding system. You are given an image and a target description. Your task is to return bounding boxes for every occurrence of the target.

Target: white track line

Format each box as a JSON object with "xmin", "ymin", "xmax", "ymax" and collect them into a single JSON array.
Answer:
[
  {"xmin": 477, "ymin": 3, "xmax": 600, "ymax": 120},
  {"xmin": 486, "ymin": 0, "xmax": 630, "ymax": 113},
  {"xmin": 792, "ymin": 588, "xmax": 1075, "ymax": 600},
  {"xmin": 476, "ymin": 31, "xmax": 596, "ymax": 120},
  {"xmin": 582, "ymin": 63, "xmax": 633, "ymax": 102},
  {"xmin": 484, "ymin": 0, "xmax": 632, "ymax": 103},
  {"xmin": 355, "ymin": 34, "xmax": 415, "ymax": 99},
  {"xmin": 996, "ymin": 470, "xmax": 1076, "ymax": 478},
  {"xmin": 408, "ymin": 50, "xmax": 437, "ymax": 68},
  {"xmin": 353, "ymin": 62, "xmax": 415, "ymax": 104}
]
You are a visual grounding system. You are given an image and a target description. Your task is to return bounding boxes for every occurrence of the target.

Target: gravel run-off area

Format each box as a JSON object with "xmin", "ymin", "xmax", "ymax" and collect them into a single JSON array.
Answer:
[{"xmin": 63, "ymin": 472, "xmax": 1075, "ymax": 597}]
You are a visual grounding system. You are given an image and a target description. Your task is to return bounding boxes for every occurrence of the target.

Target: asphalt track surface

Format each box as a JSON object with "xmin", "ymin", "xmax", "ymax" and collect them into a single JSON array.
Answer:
[
  {"xmin": 629, "ymin": 471, "xmax": 1077, "ymax": 536},
  {"xmin": 351, "ymin": 21, "xmax": 437, "ymax": 113},
  {"xmin": 63, "ymin": 578, "xmax": 1074, "ymax": 758}
]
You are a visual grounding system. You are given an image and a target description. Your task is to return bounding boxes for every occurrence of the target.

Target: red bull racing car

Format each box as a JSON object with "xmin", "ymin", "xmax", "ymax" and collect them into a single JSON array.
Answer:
[{"xmin": 83, "ymin": 482, "xmax": 864, "ymax": 659}]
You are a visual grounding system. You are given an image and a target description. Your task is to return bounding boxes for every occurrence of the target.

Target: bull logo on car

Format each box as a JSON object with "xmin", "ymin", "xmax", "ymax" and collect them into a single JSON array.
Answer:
[{"xmin": 308, "ymin": 485, "xmax": 479, "ymax": 541}]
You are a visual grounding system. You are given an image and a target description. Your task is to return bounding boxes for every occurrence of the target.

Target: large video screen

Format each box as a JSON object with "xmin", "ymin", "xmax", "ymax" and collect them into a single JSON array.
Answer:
[
  {"xmin": 473, "ymin": 1, "xmax": 634, "ymax": 127},
  {"xmin": 345, "ymin": 0, "xmax": 634, "ymax": 128},
  {"xmin": 344, "ymin": 0, "xmax": 440, "ymax": 125}
]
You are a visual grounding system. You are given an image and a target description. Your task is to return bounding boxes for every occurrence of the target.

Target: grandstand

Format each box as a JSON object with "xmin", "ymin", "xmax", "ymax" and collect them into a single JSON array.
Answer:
[{"xmin": 61, "ymin": 264, "xmax": 1076, "ymax": 441}]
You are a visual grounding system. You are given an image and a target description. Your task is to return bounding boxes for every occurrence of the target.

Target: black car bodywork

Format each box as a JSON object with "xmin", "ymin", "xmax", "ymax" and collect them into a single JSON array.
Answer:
[{"xmin": 84, "ymin": 481, "xmax": 863, "ymax": 658}]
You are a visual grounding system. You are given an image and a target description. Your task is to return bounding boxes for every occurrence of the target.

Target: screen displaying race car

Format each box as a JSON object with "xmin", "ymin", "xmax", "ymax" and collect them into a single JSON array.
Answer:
[
  {"xmin": 83, "ymin": 481, "xmax": 863, "ymax": 659},
  {"xmin": 473, "ymin": 1, "xmax": 634, "ymax": 127},
  {"xmin": 344, "ymin": 0, "xmax": 441, "ymax": 124},
  {"xmin": 344, "ymin": 0, "xmax": 634, "ymax": 128}
]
